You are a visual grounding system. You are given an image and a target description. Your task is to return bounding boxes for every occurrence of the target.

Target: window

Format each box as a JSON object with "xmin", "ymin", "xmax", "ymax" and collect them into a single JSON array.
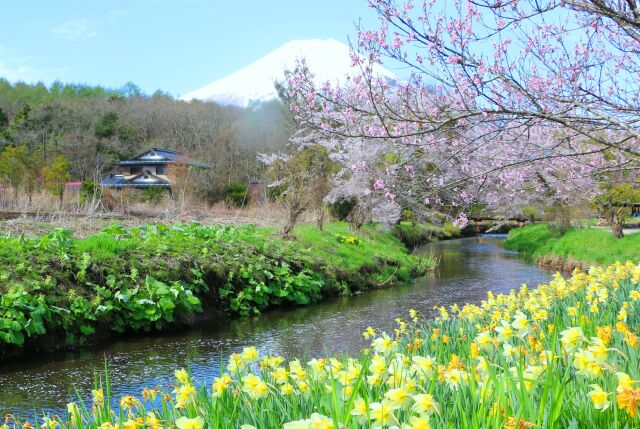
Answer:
[
  {"xmin": 130, "ymin": 166, "xmax": 142, "ymax": 174},
  {"xmin": 156, "ymin": 166, "xmax": 166, "ymax": 174}
]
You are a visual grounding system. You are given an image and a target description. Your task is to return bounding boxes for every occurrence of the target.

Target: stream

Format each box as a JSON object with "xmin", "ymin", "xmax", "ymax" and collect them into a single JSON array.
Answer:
[{"xmin": 0, "ymin": 235, "xmax": 554, "ymax": 415}]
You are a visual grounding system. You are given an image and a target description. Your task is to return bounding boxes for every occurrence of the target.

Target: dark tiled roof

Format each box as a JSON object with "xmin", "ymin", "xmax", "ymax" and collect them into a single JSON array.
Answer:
[
  {"xmin": 116, "ymin": 147, "xmax": 209, "ymax": 168},
  {"xmin": 101, "ymin": 173, "xmax": 171, "ymax": 188}
]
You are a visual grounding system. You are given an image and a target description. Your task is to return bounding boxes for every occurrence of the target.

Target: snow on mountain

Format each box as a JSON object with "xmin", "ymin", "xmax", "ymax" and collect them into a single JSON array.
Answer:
[{"xmin": 179, "ymin": 39, "xmax": 398, "ymax": 107}]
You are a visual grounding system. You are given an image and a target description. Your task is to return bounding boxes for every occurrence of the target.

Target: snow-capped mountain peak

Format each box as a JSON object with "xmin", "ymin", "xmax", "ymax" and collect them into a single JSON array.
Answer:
[{"xmin": 179, "ymin": 39, "xmax": 397, "ymax": 106}]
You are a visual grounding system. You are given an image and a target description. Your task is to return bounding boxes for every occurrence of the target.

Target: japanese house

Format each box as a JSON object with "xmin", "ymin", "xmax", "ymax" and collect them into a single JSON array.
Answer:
[{"xmin": 101, "ymin": 147, "xmax": 209, "ymax": 191}]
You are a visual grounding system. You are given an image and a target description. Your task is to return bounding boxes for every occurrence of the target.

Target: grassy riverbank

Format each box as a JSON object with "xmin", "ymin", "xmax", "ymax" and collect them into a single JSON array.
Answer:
[
  {"xmin": 0, "ymin": 221, "xmax": 433, "ymax": 356},
  {"xmin": 392, "ymin": 221, "xmax": 462, "ymax": 248},
  {"xmin": 505, "ymin": 224, "xmax": 640, "ymax": 269},
  {"xmin": 9, "ymin": 261, "xmax": 640, "ymax": 428}
]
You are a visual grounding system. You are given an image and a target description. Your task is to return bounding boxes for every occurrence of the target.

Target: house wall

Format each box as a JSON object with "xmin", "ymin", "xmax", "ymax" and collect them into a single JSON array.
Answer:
[{"xmin": 118, "ymin": 164, "xmax": 172, "ymax": 176}]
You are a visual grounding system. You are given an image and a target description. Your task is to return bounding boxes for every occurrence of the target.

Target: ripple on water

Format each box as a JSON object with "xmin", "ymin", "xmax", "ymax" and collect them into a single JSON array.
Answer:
[{"xmin": 0, "ymin": 236, "xmax": 554, "ymax": 416}]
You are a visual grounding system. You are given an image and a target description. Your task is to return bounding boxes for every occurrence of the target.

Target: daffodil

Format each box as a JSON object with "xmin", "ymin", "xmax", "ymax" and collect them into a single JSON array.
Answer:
[
  {"xmin": 123, "ymin": 419, "xmax": 142, "ymax": 429},
  {"xmin": 283, "ymin": 413, "xmax": 334, "ymax": 429},
  {"xmin": 444, "ymin": 368, "xmax": 468, "ymax": 390},
  {"xmin": 212, "ymin": 375, "xmax": 232, "ymax": 397},
  {"xmin": 404, "ymin": 415, "xmax": 431, "ymax": 429},
  {"xmin": 175, "ymin": 417, "xmax": 204, "ymax": 429},
  {"xmin": 174, "ymin": 368, "xmax": 189, "ymax": 384},
  {"xmin": 90, "ymin": 388, "xmax": 104, "ymax": 405},
  {"xmin": 616, "ymin": 372, "xmax": 635, "ymax": 392},
  {"xmin": 495, "ymin": 320, "xmax": 514, "ymax": 343},
  {"xmin": 350, "ymin": 397, "xmax": 368, "ymax": 423},
  {"xmin": 560, "ymin": 327, "xmax": 584, "ymax": 351},
  {"xmin": 66, "ymin": 403, "xmax": 79, "ymax": 417},
  {"xmin": 589, "ymin": 385, "xmax": 610, "ymax": 411},
  {"xmin": 242, "ymin": 373, "xmax": 269, "ymax": 399},
  {"xmin": 369, "ymin": 400, "xmax": 397, "ymax": 428},
  {"xmin": 616, "ymin": 387, "xmax": 640, "ymax": 417},
  {"xmin": 241, "ymin": 346, "xmax": 259, "ymax": 362},
  {"xmin": 385, "ymin": 386, "xmax": 411, "ymax": 408},
  {"xmin": 145, "ymin": 412, "xmax": 162, "ymax": 429},
  {"xmin": 412, "ymin": 393, "xmax": 439, "ymax": 415}
]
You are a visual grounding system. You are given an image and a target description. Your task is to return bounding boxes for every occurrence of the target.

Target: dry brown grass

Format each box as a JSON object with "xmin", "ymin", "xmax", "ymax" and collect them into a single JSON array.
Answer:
[
  {"xmin": 0, "ymin": 202, "xmax": 300, "ymax": 238},
  {"xmin": 535, "ymin": 254, "xmax": 591, "ymax": 272},
  {"xmin": 0, "ymin": 184, "xmax": 330, "ymax": 237}
]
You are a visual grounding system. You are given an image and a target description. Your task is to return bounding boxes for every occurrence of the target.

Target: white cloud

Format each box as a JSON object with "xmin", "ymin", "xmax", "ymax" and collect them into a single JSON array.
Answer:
[
  {"xmin": 0, "ymin": 52, "xmax": 68, "ymax": 84},
  {"xmin": 50, "ymin": 18, "xmax": 97, "ymax": 41}
]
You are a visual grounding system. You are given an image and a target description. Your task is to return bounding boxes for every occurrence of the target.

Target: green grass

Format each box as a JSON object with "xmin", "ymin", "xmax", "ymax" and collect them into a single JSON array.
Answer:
[
  {"xmin": 294, "ymin": 222, "xmax": 435, "ymax": 287},
  {"xmin": 295, "ymin": 222, "xmax": 415, "ymax": 271},
  {"xmin": 505, "ymin": 223, "xmax": 640, "ymax": 266}
]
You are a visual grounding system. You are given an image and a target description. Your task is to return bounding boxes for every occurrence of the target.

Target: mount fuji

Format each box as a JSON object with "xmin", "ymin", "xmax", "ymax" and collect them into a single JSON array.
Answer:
[{"xmin": 179, "ymin": 39, "xmax": 398, "ymax": 107}]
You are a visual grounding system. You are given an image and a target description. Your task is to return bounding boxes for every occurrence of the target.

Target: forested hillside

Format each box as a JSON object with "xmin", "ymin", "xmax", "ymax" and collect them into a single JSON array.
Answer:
[{"xmin": 0, "ymin": 79, "xmax": 291, "ymax": 203}]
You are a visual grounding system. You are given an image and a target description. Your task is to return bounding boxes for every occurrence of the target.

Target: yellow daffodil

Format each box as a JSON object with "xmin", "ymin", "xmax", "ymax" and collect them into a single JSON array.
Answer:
[
  {"xmin": 175, "ymin": 416, "xmax": 204, "ymax": 429},
  {"xmin": 412, "ymin": 393, "xmax": 439, "ymax": 415},
  {"xmin": 589, "ymin": 385, "xmax": 610, "ymax": 411}
]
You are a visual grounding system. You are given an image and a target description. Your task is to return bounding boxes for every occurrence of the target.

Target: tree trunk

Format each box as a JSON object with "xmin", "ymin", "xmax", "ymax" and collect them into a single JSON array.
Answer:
[
  {"xmin": 610, "ymin": 211, "xmax": 624, "ymax": 238},
  {"xmin": 280, "ymin": 204, "xmax": 306, "ymax": 238},
  {"xmin": 316, "ymin": 207, "xmax": 324, "ymax": 231}
]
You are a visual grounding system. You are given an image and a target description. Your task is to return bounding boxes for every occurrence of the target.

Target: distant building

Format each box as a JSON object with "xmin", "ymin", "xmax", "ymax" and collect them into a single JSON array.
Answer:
[
  {"xmin": 247, "ymin": 179, "xmax": 267, "ymax": 206},
  {"xmin": 101, "ymin": 147, "xmax": 209, "ymax": 191}
]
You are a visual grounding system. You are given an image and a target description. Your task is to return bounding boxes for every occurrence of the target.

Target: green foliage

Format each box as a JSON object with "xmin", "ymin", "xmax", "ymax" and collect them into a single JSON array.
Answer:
[
  {"xmin": 0, "ymin": 145, "xmax": 41, "ymax": 195},
  {"xmin": 521, "ymin": 205, "xmax": 538, "ymax": 220},
  {"xmin": 592, "ymin": 183, "xmax": 640, "ymax": 237},
  {"xmin": 0, "ymin": 80, "xmax": 292, "ymax": 205},
  {"xmin": 294, "ymin": 222, "xmax": 436, "ymax": 291},
  {"xmin": 401, "ymin": 209, "xmax": 418, "ymax": 223},
  {"xmin": 267, "ymin": 145, "xmax": 335, "ymax": 235},
  {"xmin": 505, "ymin": 223, "xmax": 640, "ymax": 266},
  {"xmin": 0, "ymin": 107, "xmax": 8, "ymax": 130},
  {"xmin": 224, "ymin": 182, "xmax": 248, "ymax": 207},
  {"xmin": 43, "ymin": 155, "xmax": 71, "ymax": 200},
  {"xmin": 94, "ymin": 112, "xmax": 119, "ymax": 140},
  {"xmin": 328, "ymin": 198, "xmax": 357, "ymax": 221},
  {"xmin": 19, "ymin": 264, "xmax": 640, "ymax": 428},
  {"xmin": 0, "ymin": 222, "xmax": 433, "ymax": 352},
  {"xmin": 443, "ymin": 222, "xmax": 461, "ymax": 237},
  {"xmin": 79, "ymin": 180, "xmax": 101, "ymax": 203},
  {"xmin": 118, "ymin": 123, "xmax": 136, "ymax": 143},
  {"xmin": 14, "ymin": 104, "xmax": 31, "ymax": 125},
  {"xmin": 141, "ymin": 187, "xmax": 166, "ymax": 204}
]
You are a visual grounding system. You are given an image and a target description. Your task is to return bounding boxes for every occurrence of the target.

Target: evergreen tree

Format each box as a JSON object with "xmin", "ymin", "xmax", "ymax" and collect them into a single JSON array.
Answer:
[
  {"xmin": 43, "ymin": 155, "xmax": 71, "ymax": 203},
  {"xmin": 0, "ymin": 107, "xmax": 8, "ymax": 130},
  {"xmin": 94, "ymin": 112, "xmax": 119, "ymax": 140}
]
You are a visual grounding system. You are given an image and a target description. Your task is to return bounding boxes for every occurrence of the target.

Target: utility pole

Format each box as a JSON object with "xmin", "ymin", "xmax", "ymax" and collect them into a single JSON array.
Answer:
[{"xmin": 41, "ymin": 130, "xmax": 47, "ymax": 165}]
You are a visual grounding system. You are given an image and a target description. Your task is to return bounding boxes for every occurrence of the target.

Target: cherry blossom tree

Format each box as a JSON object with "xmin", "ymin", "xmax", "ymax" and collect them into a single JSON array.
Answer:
[{"xmin": 283, "ymin": 0, "xmax": 639, "ymax": 229}]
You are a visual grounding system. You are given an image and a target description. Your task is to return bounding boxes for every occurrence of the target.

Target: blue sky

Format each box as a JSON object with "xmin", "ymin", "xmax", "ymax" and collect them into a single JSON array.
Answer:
[{"xmin": 0, "ymin": 0, "xmax": 376, "ymax": 97}]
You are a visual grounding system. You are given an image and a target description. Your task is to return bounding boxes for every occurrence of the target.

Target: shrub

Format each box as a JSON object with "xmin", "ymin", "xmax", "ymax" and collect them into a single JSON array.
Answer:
[
  {"xmin": 142, "ymin": 187, "xmax": 166, "ymax": 204},
  {"xmin": 224, "ymin": 182, "xmax": 248, "ymax": 207},
  {"xmin": 79, "ymin": 180, "xmax": 101, "ymax": 204},
  {"xmin": 443, "ymin": 222, "xmax": 461, "ymax": 237},
  {"xmin": 521, "ymin": 205, "xmax": 538, "ymax": 221},
  {"xmin": 401, "ymin": 209, "xmax": 417, "ymax": 223},
  {"xmin": 328, "ymin": 197, "xmax": 357, "ymax": 221}
]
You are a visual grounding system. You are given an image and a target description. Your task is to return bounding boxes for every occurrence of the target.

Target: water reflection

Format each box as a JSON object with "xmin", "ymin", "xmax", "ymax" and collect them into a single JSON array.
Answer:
[{"xmin": 0, "ymin": 235, "xmax": 553, "ymax": 415}]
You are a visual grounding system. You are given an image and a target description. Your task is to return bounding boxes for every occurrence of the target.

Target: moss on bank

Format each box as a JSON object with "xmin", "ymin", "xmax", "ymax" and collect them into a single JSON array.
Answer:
[
  {"xmin": 0, "ymin": 222, "xmax": 434, "ymax": 356},
  {"xmin": 504, "ymin": 223, "xmax": 640, "ymax": 268}
]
